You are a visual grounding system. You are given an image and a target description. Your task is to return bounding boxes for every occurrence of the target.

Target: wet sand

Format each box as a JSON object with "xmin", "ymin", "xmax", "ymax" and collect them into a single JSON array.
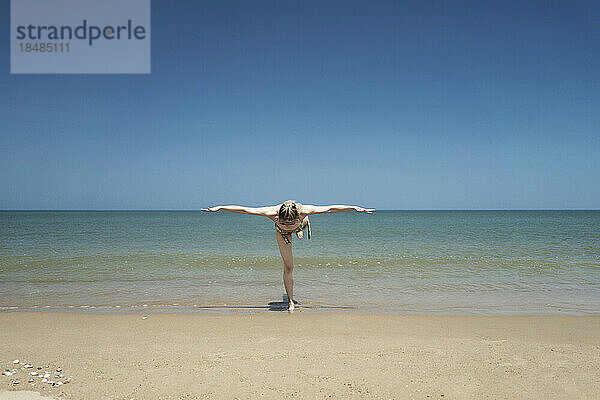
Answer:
[{"xmin": 0, "ymin": 312, "xmax": 598, "ymax": 399}]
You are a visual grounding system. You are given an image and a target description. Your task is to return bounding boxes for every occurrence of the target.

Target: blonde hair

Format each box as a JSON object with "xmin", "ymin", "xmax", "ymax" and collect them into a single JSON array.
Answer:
[{"xmin": 278, "ymin": 200, "xmax": 300, "ymax": 222}]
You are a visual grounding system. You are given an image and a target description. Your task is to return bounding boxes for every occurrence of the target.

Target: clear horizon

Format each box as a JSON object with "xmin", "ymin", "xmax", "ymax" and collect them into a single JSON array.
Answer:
[{"xmin": 2, "ymin": 208, "xmax": 599, "ymax": 211}]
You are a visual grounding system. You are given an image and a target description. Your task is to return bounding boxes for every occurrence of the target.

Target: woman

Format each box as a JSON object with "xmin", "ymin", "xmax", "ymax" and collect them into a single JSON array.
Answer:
[{"xmin": 201, "ymin": 200, "xmax": 375, "ymax": 311}]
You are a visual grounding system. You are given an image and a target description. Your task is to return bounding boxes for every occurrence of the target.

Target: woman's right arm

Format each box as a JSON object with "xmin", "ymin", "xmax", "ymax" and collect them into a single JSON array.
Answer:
[{"xmin": 201, "ymin": 205, "xmax": 277, "ymax": 217}]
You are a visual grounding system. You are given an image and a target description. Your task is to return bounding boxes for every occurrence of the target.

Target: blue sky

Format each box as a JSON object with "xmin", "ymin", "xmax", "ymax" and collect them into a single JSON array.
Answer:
[{"xmin": 1, "ymin": 0, "xmax": 599, "ymax": 210}]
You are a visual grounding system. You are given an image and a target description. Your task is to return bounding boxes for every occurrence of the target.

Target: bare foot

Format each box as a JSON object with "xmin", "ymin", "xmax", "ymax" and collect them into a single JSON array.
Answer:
[{"xmin": 288, "ymin": 301, "xmax": 295, "ymax": 312}]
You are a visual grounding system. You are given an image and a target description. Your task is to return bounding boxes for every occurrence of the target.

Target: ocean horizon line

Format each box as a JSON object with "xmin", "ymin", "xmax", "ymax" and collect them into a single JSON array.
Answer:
[{"xmin": 1, "ymin": 208, "xmax": 599, "ymax": 212}]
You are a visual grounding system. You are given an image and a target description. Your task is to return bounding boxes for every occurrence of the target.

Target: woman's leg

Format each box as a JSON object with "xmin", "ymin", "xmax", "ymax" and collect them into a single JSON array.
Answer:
[{"xmin": 276, "ymin": 230, "xmax": 295, "ymax": 311}]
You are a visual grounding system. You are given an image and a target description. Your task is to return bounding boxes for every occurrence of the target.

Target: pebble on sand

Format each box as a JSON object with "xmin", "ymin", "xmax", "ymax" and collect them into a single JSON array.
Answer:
[{"xmin": 4, "ymin": 360, "xmax": 73, "ymax": 389}]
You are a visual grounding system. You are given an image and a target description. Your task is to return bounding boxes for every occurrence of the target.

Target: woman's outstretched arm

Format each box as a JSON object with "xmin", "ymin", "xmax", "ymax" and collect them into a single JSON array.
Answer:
[
  {"xmin": 201, "ymin": 205, "xmax": 277, "ymax": 217},
  {"xmin": 301, "ymin": 204, "xmax": 375, "ymax": 215}
]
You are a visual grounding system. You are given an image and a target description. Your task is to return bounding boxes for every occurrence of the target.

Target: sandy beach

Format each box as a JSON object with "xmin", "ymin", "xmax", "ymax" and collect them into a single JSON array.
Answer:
[{"xmin": 0, "ymin": 312, "xmax": 598, "ymax": 399}]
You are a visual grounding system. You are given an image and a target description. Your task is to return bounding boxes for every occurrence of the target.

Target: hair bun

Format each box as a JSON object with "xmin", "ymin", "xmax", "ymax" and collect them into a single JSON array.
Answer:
[{"xmin": 279, "ymin": 200, "xmax": 299, "ymax": 222}]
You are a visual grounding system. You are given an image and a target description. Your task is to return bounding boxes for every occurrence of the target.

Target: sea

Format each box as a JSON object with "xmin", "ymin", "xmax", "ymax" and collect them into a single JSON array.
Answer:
[{"xmin": 1, "ymin": 210, "xmax": 598, "ymax": 315}]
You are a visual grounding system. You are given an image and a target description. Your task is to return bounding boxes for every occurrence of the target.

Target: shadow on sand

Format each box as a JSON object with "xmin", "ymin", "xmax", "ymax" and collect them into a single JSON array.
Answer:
[
  {"xmin": 189, "ymin": 303, "xmax": 354, "ymax": 312},
  {"xmin": 191, "ymin": 295, "xmax": 355, "ymax": 312}
]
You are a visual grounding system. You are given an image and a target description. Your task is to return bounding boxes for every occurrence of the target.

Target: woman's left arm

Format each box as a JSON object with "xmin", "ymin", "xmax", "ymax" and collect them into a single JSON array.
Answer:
[{"xmin": 301, "ymin": 204, "xmax": 375, "ymax": 215}]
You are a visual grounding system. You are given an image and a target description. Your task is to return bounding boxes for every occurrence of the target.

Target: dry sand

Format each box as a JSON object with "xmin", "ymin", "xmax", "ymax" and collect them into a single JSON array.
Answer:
[{"xmin": 0, "ymin": 312, "xmax": 598, "ymax": 399}]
